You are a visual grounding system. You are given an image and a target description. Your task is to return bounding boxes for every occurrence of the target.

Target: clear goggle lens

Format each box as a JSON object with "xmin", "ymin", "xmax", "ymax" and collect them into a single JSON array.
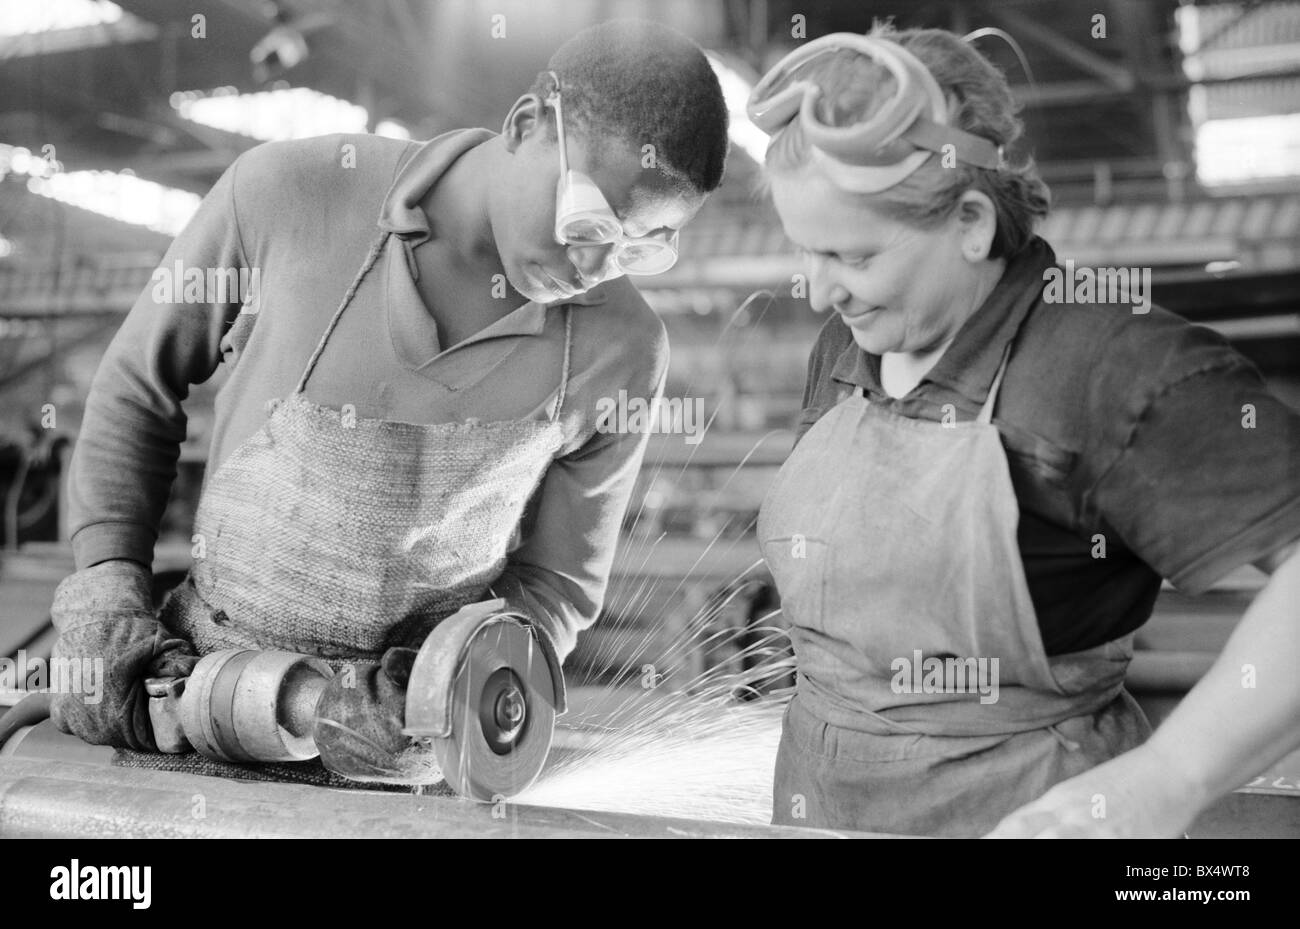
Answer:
[
  {"xmin": 557, "ymin": 213, "xmax": 622, "ymax": 246},
  {"xmin": 614, "ymin": 234, "xmax": 678, "ymax": 275},
  {"xmin": 554, "ymin": 171, "xmax": 679, "ymax": 275}
]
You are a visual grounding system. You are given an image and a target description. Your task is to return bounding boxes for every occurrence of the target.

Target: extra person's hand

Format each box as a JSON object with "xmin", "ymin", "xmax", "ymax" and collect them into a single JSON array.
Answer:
[
  {"xmin": 49, "ymin": 560, "xmax": 199, "ymax": 751},
  {"xmin": 984, "ymin": 743, "xmax": 1206, "ymax": 838}
]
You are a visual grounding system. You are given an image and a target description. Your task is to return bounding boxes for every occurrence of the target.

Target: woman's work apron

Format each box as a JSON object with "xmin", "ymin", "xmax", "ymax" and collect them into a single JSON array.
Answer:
[
  {"xmin": 757, "ymin": 344, "xmax": 1150, "ymax": 837},
  {"xmin": 160, "ymin": 234, "xmax": 572, "ymax": 663}
]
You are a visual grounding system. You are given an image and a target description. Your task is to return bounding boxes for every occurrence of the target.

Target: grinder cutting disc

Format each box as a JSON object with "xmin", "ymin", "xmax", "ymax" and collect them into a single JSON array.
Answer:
[{"xmin": 431, "ymin": 618, "xmax": 555, "ymax": 801}]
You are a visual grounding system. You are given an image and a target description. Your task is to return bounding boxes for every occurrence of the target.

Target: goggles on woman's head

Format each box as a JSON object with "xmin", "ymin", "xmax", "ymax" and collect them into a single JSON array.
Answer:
[
  {"xmin": 545, "ymin": 72, "xmax": 679, "ymax": 276},
  {"xmin": 747, "ymin": 34, "xmax": 1004, "ymax": 193}
]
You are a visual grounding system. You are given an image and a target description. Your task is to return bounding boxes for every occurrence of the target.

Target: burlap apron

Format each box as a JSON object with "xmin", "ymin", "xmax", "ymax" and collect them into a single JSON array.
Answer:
[
  {"xmin": 758, "ymin": 344, "xmax": 1150, "ymax": 837},
  {"xmin": 160, "ymin": 234, "xmax": 572, "ymax": 663}
]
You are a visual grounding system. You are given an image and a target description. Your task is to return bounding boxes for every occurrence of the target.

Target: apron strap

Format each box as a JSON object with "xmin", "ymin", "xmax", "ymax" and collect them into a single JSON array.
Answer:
[
  {"xmin": 551, "ymin": 305, "xmax": 573, "ymax": 423},
  {"xmin": 296, "ymin": 232, "xmax": 390, "ymax": 395},
  {"xmin": 976, "ymin": 341, "xmax": 1014, "ymax": 425},
  {"xmin": 297, "ymin": 234, "xmax": 574, "ymax": 423}
]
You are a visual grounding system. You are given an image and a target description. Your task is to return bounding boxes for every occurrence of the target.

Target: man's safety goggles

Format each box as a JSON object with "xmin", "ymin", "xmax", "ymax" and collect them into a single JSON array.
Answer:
[
  {"xmin": 746, "ymin": 34, "xmax": 1004, "ymax": 193},
  {"xmin": 546, "ymin": 73, "xmax": 679, "ymax": 276}
]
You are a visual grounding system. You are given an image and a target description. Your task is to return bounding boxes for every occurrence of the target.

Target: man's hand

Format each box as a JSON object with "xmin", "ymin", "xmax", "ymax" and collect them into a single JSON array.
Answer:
[
  {"xmin": 312, "ymin": 647, "xmax": 442, "ymax": 784},
  {"xmin": 49, "ymin": 560, "xmax": 199, "ymax": 751},
  {"xmin": 984, "ymin": 742, "xmax": 1208, "ymax": 838}
]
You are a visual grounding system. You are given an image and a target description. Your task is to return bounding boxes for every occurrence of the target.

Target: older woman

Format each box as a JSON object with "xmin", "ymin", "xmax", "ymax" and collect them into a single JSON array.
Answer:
[{"xmin": 750, "ymin": 27, "xmax": 1300, "ymax": 837}]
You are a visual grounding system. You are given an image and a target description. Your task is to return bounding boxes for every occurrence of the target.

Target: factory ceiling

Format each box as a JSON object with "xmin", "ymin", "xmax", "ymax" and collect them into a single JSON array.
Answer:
[
  {"xmin": 1, "ymin": 0, "xmax": 1298, "ymax": 288},
  {"xmin": 6, "ymin": 1, "xmax": 1295, "ymax": 192}
]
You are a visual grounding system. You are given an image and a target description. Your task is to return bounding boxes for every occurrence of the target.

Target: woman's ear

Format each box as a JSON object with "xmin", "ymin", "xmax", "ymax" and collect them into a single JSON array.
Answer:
[
  {"xmin": 501, "ymin": 93, "xmax": 547, "ymax": 153},
  {"xmin": 956, "ymin": 189, "xmax": 998, "ymax": 263}
]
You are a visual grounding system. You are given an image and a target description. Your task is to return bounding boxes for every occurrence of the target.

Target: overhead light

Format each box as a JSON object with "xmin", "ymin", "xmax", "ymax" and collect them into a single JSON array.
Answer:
[
  {"xmin": 0, "ymin": 143, "xmax": 60, "ymax": 179},
  {"xmin": 1177, "ymin": 5, "xmax": 1300, "ymax": 186},
  {"xmin": 173, "ymin": 87, "xmax": 416, "ymax": 143},
  {"xmin": 1193, "ymin": 115, "xmax": 1300, "ymax": 186},
  {"xmin": 0, "ymin": 0, "xmax": 155, "ymax": 57},
  {"xmin": 171, "ymin": 87, "xmax": 368, "ymax": 142},
  {"xmin": 5, "ymin": 142, "xmax": 202, "ymax": 236},
  {"xmin": 0, "ymin": 0, "xmax": 123, "ymax": 35}
]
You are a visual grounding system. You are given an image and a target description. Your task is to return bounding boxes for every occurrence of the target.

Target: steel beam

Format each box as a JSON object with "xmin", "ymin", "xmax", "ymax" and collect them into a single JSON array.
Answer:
[
  {"xmin": 987, "ymin": 7, "xmax": 1136, "ymax": 90},
  {"xmin": 0, "ymin": 756, "xmax": 890, "ymax": 838}
]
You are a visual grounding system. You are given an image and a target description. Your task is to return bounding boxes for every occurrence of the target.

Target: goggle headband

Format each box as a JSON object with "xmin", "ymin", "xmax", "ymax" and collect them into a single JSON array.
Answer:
[{"xmin": 747, "ymin": 34, "xmax": 1003, "ymax": 192}]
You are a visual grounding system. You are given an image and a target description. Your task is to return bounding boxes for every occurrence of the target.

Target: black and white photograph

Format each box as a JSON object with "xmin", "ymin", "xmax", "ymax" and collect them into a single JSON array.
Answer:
[{"xmin": 0, "ymin": 0, "xmax": 1297, "ymax": 878}]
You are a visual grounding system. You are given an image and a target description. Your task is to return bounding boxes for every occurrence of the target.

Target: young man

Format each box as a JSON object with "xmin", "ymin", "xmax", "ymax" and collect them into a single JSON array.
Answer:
[{"xmin": 50, "ymin": 20, "xmax": 729, "ymax": 781}]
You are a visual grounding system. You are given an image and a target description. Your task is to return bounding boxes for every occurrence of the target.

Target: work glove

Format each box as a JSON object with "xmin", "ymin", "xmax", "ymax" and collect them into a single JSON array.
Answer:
[
  {"xmin": 312, "ymin": 646, "xmax": 442, "ymax": 785},
  {"xmin": 49, "ymin": 560, "xmax": 199, "ymax": 751}
]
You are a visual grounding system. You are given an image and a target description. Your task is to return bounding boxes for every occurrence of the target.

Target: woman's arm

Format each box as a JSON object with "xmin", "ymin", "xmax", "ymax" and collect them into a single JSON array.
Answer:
[{"xmin": 988, "ymin": 540, "xmax": 1300, "ymax": 837}]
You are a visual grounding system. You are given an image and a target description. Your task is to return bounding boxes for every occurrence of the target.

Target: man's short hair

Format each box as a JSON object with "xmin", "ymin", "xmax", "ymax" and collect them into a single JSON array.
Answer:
[{"xmin": 529, "ymin": 20, "xmax": 729, "ymax": 194}]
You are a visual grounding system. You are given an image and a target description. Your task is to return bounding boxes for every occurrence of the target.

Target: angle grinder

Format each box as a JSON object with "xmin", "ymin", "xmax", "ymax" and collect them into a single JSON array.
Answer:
[
  {"xmin": 144, "ymin": 599, "xmax": 564, "ymax": 801},
  {"xmin": 403, "ymin": 599, "xmax": 564, "ymax": 801}
]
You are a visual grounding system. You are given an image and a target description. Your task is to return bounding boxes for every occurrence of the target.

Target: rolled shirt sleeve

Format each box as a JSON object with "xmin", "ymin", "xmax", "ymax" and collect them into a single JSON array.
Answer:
[
  {"xmin": 491, "ymin": 321, "xmax": 670, "ymax": 661},
  {"xmin": 68, "ymin": 156, "xmax": 251, "ymax": 570},
  {"xmin": 1087, "ymin": 320, "xmax": 1300, "ymax": 595}
]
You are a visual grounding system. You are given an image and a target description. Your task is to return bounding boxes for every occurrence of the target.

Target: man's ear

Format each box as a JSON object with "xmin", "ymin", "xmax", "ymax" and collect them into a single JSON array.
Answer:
[
  {"xmin": 501, "ymin": 93, "xmax": 547, "ymax": 154},
  {"xmin": 956, "ymin": 190, "xmax": 998, "ymax": 263}
]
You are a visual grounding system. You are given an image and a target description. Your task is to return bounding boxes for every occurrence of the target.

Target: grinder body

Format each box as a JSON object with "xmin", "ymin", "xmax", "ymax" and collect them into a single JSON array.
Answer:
[
  {"xmin": 146, "ymin": 600, "xmax": 563, "ymax": 800},
  {"xmin": 147, "ymin": 649, "xmax": 332, "ymax": 763}
]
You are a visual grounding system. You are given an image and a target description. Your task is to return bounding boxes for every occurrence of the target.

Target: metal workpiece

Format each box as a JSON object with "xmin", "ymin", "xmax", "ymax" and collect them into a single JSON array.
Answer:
[
  {"xmin": 0, "ymin": 755, "xmax": 889, "ymax": 839},
  {"xmin": 405, "ymin": 600, "xmax": 561, "ymax": 802},
  {"xmin": 0, "ymin": 692, "xmax": 53, "ymax": 750},
  {"xmin": 0, "ymin": 721, "xmax": 117, "ymax": 765}
]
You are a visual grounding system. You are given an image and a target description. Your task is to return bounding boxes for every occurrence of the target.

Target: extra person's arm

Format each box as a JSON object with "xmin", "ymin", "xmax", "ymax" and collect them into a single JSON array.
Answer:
[
  {"xmin": 988, "ymin": 540, "xmax": 1300, "ymax": 838},
  {"xmin": 1145, "ymin": 541, "xmax": 1300, "ymax": 810}
]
